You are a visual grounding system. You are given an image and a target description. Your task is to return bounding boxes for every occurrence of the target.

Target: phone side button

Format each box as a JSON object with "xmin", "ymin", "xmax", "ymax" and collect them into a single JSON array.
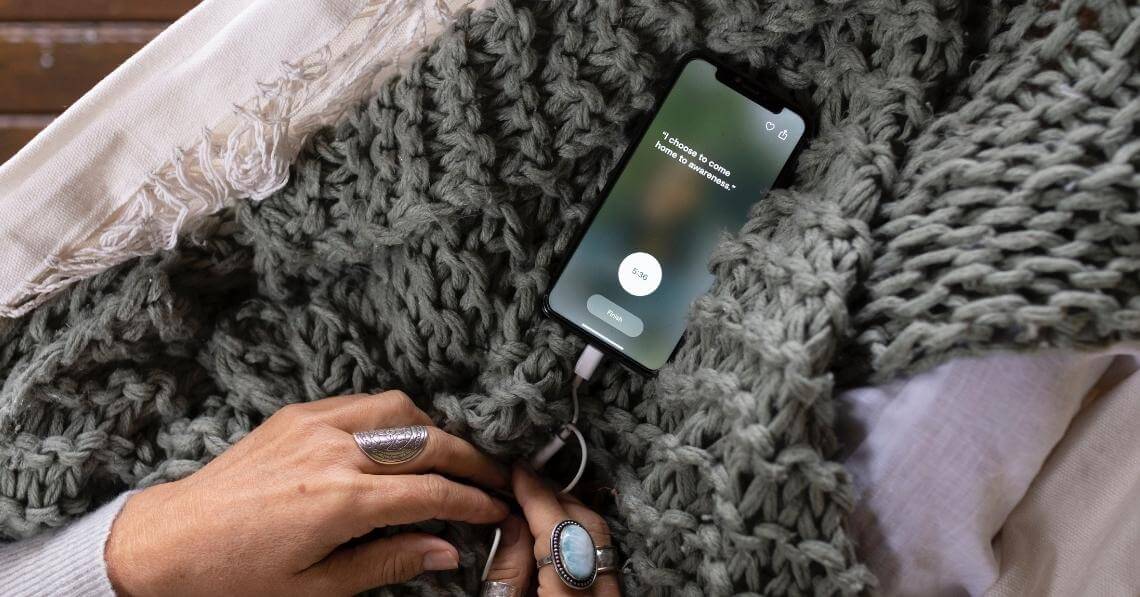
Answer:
[{"xmin": 586, "ymin": 294, "xmax": 644, "ymax": 338}]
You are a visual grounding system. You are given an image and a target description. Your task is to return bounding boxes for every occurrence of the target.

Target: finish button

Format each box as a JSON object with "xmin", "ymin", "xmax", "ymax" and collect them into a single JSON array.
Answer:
[{"xmin": 586, "ymin": 294, "xmax": 644, "ymax": 338}]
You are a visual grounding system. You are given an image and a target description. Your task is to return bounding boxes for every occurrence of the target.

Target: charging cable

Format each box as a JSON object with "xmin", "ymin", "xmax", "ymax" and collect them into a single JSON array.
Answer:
[
  {"xmin": 483, "ymin": 344, "xmax": 605, "ymax": 581},
  {"xmin": 529, "ymin": 344, "xmax": 604, "ymax": 493}
]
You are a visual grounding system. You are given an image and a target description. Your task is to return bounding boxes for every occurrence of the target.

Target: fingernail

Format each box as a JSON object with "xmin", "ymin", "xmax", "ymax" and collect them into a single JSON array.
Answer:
[{"xmin": 423, "ymin": 550, "xmax": 459, "ymax": 571}]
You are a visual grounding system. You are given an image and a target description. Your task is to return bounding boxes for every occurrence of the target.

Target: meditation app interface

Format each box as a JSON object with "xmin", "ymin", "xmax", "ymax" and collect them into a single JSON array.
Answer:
[{"xmin": 548, "ymin": 59, "xmax": 805, "ymax": 370}]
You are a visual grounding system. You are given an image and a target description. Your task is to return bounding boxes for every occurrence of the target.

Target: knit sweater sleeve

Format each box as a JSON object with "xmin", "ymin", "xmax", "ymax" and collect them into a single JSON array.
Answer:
[{"xmin": 0, "ymin": 491, "xmax": 135, "ymax": 597}]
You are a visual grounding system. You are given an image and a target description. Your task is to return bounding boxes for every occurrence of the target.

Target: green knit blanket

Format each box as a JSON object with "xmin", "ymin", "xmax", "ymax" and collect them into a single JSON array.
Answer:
[{"xmin": 3, "ymin": 0, "xmax": 1138, "ymax": 594}]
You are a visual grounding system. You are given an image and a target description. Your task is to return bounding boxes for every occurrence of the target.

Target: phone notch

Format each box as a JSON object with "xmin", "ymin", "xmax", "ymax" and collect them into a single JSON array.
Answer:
[{"xmin": 714, "ymin": 65, "xmax": 786, "ymax": 114}]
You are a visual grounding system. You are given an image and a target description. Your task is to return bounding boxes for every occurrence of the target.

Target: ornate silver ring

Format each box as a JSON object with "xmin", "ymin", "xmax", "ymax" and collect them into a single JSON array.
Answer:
[
  {"xmin": 536, "ymin": 520, "xmax": 618, "ymax": 589},
  {"xmin": 353, "ymin": 425, "xmax": 429, "ymax": 465}
]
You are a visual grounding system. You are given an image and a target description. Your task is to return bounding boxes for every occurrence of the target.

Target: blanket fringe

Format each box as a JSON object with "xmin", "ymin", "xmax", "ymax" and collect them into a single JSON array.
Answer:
[{"xmin": 1, "ymin": 0, "xmax": 473, "ymax": 319}]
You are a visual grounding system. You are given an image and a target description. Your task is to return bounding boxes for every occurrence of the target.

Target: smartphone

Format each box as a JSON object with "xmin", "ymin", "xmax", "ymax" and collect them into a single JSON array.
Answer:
[{"xmin": 544, "ymin": 53, "xmax": 809, "ymax": 374}]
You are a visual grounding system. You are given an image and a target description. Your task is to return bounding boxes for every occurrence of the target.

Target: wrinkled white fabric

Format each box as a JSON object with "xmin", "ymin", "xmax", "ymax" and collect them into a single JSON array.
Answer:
[
  {"xmin": 837, "ymin": 349, "xmax": 1133, "ymax": 596},
  {"xmin": 0, "ymin": 0, "xmax": 355, "ymax": 313},
  {"xmin": 988, "ymin": 352, "xmax": 1140, "ymax": 597},
  {"xmin": 0, "ymin": 0, "xmax": 479, "ymax": 318}
]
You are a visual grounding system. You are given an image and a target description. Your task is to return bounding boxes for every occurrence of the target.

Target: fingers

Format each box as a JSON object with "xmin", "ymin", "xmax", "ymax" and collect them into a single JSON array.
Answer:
[
  {"xmin": 512, "ymin": 465, "xmax": 569, "ymax": 559},
  {"xmin": 355, "ymin": 474, "xmax": 509, "ymax": 530},
  {"xmin": 513, "ymin": 465, "xmax": 589, "ymax": 593},
  {"xmin": 307, "ymin": 532, "xmax": 459, "ymax": 594},
  {"xmin": 312, "ymin": 391, "xmax": 433, "ymax": 430},
  {"xmin": 302, "ymin": 391, "xmax": 509, "ymax": 490},
  {"xmin": 483, "ymin": 516, "xmax": 534, "ymax": 593},
  {"xmin": 352, "ymin": 426, "xmax": 509, "ymax": 490},
  {"xmin": 514, "ymin": 466, "xmax": 621, "ymax": 596},
  {"xmin": 512, "ymin": 465, "xmax": 576, "ymax": 592}
]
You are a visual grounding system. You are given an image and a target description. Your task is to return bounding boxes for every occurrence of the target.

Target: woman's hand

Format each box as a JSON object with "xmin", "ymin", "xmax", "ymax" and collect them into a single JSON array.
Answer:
[
  {"xmin": 485, "ymin": 466, "xmax": 620, "ymax": 596},
  {"xmin": 105, "ymin": 391, "xmax": 510, "ymax": 596}
]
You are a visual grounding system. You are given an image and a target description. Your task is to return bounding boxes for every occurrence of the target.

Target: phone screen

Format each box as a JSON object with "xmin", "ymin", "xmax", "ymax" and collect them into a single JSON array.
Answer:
[{"xmin": 547, "ymin": 58, "xmax": 806, "ymax": 371}]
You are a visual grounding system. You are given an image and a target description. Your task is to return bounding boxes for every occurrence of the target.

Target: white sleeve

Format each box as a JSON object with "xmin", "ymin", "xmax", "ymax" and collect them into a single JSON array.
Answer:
[{"xmin": 0, "ymin": 491, "xmax": 136, "ymax": 597}]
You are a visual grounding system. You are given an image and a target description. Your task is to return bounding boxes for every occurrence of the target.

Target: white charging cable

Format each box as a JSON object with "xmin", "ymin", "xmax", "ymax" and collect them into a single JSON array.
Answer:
[
  {"xmin": 480, "ymin": 526, "xmax": 503, "ymax": 582},
  {"xmin": 529, "ymin": 344, "xmax": 604, "ymax": 493},
  {"xmin": 483, "ymin": 345, "xmax": 605, "ymax": 580}
]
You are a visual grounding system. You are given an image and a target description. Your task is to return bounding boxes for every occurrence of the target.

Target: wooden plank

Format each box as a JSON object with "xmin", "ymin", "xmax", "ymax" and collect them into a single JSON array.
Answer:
[
  {"xmin": 0, "ymin": 0, "xmax": 199, "ymax": 22},
  {"xmin": 0, "ymin": 115, "xmax": 53, "ymax": 165},
  {"xmin": 0, "ymin": 24, "xmax": 164, "ymax": 113}
]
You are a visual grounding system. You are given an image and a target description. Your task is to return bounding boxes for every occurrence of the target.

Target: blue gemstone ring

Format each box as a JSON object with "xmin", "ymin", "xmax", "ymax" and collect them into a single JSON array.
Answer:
[{"xmin": 536, "ymin": 520, "xmax": 618, "ymax": 589}]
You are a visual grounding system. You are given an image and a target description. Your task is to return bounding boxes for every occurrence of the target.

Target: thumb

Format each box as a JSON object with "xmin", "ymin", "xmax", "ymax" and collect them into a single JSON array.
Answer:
[
  {"xmin": 309, "ymin": 532, "xmax": 460, "ymax": 593},
  {"xmin": 483, "ymin": 515, "xmax": 534, "ymax": 593}
]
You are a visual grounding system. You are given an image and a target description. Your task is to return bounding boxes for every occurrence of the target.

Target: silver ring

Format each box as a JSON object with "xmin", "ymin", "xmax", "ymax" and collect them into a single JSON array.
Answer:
[
  {"xmin": 353, "ymin": 425, "xmax": 429, "ymax": 464},
  {"xmin": 480, "ymin": 580, "xmax": 520, "ymax": 597},
  {"xmin": 536, "ymin": 520, "xmax": 618, "ymax": 589},
  {"xmin": 595, "ymin": 545, "xmax": 618, "ymax": 573}
]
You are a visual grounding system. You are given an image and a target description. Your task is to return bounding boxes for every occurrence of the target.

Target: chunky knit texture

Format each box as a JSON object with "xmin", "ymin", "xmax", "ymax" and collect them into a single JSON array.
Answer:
[{"xmin": 2, "ymin": 0, "xmax": 1139, "ymax": 594}]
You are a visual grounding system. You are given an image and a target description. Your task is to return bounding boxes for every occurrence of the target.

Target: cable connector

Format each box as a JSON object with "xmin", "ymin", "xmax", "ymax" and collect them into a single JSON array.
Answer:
[
  {"xmin": 529, "ymin": 425, "xmax": 575, "ymax": 469},
  {"xmin": 574, "ymin": 344, "xmax": 605, "ymax": 381}
]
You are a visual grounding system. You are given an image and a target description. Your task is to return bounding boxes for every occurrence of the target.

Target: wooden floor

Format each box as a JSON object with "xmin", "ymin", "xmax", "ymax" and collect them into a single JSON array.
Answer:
[{"xmin": 0, "ymin": 0, "xmax": 199, "ymax": 165}]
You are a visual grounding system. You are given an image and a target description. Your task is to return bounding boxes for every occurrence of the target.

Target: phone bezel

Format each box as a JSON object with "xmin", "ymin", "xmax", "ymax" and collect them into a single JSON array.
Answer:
[{"xmin": 542, "ymin": 51, "xmax": 811, "ymax": 375}]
